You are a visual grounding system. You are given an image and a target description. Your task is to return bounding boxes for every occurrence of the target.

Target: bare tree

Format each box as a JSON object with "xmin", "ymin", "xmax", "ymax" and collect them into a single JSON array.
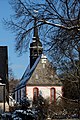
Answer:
[
  {"xmin": 3, "ymin": 1, "xmax": 80, "ymax": 117},
  {"xmin": 4, "ymin": 0, "xmax": 80, "ymax": 97},
  {"xmin": 8, "ymin": 67, "xmax": 14, "ymax": 80},
  {"xmin": 3, "ymin": 0, "xmax": 80, "ymax": 55}
]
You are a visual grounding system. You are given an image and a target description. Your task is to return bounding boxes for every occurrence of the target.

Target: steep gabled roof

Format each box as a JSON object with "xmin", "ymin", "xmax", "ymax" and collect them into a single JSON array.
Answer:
[
  {"xmin": 15, "ymin": 55, "xmax": 42, "ymax": 90},
  {"xmin": 15, "ymin": 54, "xmax": 62, "ymax": 91},
  {"xmin": 27, "ymin": 55, "xmax": 61, "ymax": 86}
]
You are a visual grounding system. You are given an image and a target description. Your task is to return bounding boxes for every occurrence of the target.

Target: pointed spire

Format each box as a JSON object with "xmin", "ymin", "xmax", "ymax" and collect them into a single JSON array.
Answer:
[
  {"xmin": 30, "ymin": 17, "xmax": 43, "ymax": 68},
  {"xmin": 33, "ymin": 17, "xmax": 39, "ymax": 40}
]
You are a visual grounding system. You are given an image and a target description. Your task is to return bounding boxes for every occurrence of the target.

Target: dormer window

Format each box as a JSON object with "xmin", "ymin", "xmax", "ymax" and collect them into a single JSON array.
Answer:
[
  {"xmin": 43, "ymin": 64, "xmax": 45, "ymax": 68},
  {"xmin": 36, "ymin": 74, "xmax": 38, "ymax": 79}
]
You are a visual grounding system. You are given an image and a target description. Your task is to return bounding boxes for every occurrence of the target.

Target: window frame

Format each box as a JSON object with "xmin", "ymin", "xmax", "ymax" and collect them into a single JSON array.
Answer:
[
  {"xmin": 50, "ymin": 87, "xmax": 56, "ymax": 103},
  {"xmin": 33, "ymin": 87, "xmax": 39, "ymax": 101}
]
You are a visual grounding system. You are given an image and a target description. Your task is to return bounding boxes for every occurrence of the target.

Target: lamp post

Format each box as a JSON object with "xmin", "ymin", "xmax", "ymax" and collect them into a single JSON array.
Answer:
[{"xmin": 0, "ymin": 78, "xmax": 5, "ymax": 112}]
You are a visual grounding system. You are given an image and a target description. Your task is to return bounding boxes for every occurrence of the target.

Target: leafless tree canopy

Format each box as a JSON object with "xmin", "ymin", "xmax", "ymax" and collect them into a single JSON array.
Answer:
[
  {"xmin": 3, "ymin": 0, "xmax": 80, "ymax": 56},
  {"xmin": 3, "ymin": 0, "xmax": 80, "ymax": 77}
]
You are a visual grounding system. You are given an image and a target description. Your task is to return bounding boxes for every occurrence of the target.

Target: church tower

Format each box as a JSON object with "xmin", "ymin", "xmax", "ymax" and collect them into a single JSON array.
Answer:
[{"xmin": 30, "ymin": 18, "xmax": 43, "ymax": 68}]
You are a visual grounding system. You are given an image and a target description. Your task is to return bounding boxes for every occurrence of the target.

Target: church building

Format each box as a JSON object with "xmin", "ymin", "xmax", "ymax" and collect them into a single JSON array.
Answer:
[{"xmin": 14, "ymin": 19, "xmax": 62, "ymax": 104}]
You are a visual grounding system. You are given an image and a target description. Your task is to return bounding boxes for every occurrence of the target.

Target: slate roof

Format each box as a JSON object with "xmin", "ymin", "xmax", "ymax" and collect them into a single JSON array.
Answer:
[
  {"xmin": 15, "ymin": 55, "xmax": 42, "ymax": 90},
  {"xmin": 15, "ymin": 54, "xmax": 62, "ymax": 91}
]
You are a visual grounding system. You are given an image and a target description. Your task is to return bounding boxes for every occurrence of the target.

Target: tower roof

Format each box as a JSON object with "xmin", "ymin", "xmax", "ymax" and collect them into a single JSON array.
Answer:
[
  {"xmin": 31, "ymin": 17, "xmax": 42, "ymax": 47},
  {"xmin": 33, "ymin": 17, "xmax": 39, "ymax": 39},
  {"xmin": 30, "ymin": 17, "xmax": 43, "ymax": 68}
]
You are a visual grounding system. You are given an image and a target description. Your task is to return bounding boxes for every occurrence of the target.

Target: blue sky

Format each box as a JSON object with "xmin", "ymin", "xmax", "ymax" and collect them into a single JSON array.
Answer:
[{"xmin": 0, "ymin": 0, "xmax": 29, "ymax": 79}]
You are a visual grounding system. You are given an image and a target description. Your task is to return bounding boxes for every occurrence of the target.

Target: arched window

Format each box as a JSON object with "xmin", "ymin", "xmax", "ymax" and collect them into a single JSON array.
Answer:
[
  {"xmin": 50, "ymin": 88, "xmax": 56, "ymax": 103},
  {"xmin": 33, "ymin": 87, "xmax": 39, "ymax": 101}
]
